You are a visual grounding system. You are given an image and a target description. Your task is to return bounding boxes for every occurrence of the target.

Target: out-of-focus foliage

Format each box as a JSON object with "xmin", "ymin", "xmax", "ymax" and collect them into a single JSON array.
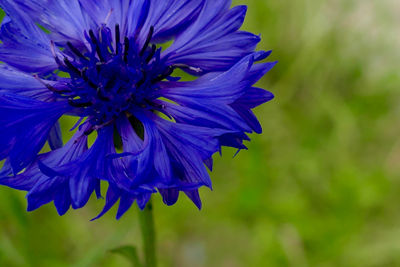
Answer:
[{"xmin": 1, "ymin": 0, "xmax": 400, "ymax": 266}]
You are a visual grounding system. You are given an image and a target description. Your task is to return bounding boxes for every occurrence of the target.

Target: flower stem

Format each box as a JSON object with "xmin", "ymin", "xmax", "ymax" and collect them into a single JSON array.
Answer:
[{"xmin": 138, "ymin": 199, "xmax": 157, "ymax": 267}]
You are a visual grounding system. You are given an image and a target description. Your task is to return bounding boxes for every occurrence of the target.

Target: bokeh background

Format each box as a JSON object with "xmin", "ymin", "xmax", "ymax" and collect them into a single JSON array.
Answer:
[{"xmin": 1, "ymin": 0, "xmax": 400, "ymax": 266}]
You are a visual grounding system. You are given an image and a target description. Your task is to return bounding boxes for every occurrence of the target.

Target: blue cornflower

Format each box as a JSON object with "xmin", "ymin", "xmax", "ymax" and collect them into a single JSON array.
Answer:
[{"xmin": 0, "ymin": 0, "xmax": 276, "ymax": 219}]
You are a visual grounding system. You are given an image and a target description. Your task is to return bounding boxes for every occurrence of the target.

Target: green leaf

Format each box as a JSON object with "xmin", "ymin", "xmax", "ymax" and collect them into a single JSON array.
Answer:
[{"xmin": 110, "ymin": 245, "xmax": 142, "ymax": 267}]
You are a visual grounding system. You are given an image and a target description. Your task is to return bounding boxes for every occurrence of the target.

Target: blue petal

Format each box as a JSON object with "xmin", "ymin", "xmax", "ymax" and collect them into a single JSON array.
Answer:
[
  {"xmin": 54, "ymin": 125, "xmax": 137, "ymax": 209},
  {"xmin": 11, "ymin": 0, "xmax": 93, "ymax": 45},
  {"xmin": 116, "ymin": 116, "xmax": 145, "ymax": 169},
  {"xmin": 0, "ymin": 94, "xmax": 69, "ymax": 173},
  {"xmin": 26, "ymin": 176, "xmax": 68, "ymax": 212},
  {"xmin": 159, "ymin": 188, "xmax": 202, "ymax": 209},
  {"xmin": 0, "ymin": 161, "xmax": 12, "ymax": 177},
  {"xmin": 118, "ymin": 192, "xmax": 152, "ymax": 218},
  {"xmin": 136, "ymin": 193, "xmax": 151, "ymax": 210},
  {"xmin": 140, "ymin": 115, "xmax": 172, "ymax": 184},
  {"xmin": 219, "ymin": 132, "xmax": 249, "ymax": 150},
  {"xmin": 163, "ymin": 1, "xmax": 259, "ymax": 74},
  {"xmin": 204, "ymin": 157, "xmax": 213, "ymax": 171},
  {"xmin": 154, "ymin": 115, "xmax": 228, "ymax": 161},
  {"xmin": 139, "ymin": 0, "xmax": 203, "ymax": 44},
  {"xmin": 68, "ymin": 169, "xmax": 95, "ymax": 209},
  {"xmin": 231, "ymin": 87, "xmax": 275, "ymax": 133},
  {"xmin": 116, "ymin": 195, "xmax": 135, "ymax": 219},
  {"xmin": 79, "ymin": 0, "xmax": 150, "ymax": 41},
  {"xmin": 43, "ymin": 132, "xmax": 92, "ymax": 210},
  {"xmin": 119, "ymin": 115, "xmax": 183, "ymax": 191},
  {"xmin": 159, "ymin": 188, "xmax": 179, "ymax": 206},
  {"xmin": 53, "ymin": 185, "xmax": 71, "ymax": 216},
  {"xmin": 96, "ymin": 125, "xmax": 142, "ymax": 191},
  {"xmin": 234, "ymin": 87, "xmax": 275, "ymax": 109},
  {"xmin": 153, "ymin": 115, "xmax": 230, "ymax": 189},
  {"xmin": 65, "ymin": 130, "xmax": 109, "ymax": 209},
  {"xmin": 116, "ymin": 192, "xmax": 150, "ymax": 218},
  {"xmin": 184, "ymin": 189, "xmax": 202, "ymax": 209},
  {"xmin": 159, "ymin": 53, "xmax": 276, "ymax": 138},
  {"xmin": 0, "ymin": 160, "xmax": 39, "ymax": 190},
  {"xmin": 0, "ymin": 65, "xmax": 54, "ymax": 100},
  {"xmin": 91, "ymin": 184, "xmax": 120, "ymax": 221},
  {"xmin": 0, "ymin": 1, "xmax": 57, "ymax": 73},
  {"xmin": 1, "ymin": 129, "xmax": 88, "ymax": 213},
  {"xmin": 159, "ymin": 55, "xmax": 256, "ymax": 132},
  {"xmin": 92, "ymin": 184, "xmax": 153, "ymax": 220},
  {"xmin": 48, "ymin": 122, "xmax": 63, "ymax": 150}
]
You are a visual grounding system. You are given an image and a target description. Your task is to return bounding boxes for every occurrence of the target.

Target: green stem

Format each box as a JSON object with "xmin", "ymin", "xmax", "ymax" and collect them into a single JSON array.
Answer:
[{"xmin": 138, "ymin": 199, "xmax": 157, "ymax": 267}]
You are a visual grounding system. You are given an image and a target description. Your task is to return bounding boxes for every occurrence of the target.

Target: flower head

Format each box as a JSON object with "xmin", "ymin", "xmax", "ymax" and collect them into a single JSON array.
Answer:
[{"xmin": 0, "ymin": 0, "xmax": 276, "ymax": 219}]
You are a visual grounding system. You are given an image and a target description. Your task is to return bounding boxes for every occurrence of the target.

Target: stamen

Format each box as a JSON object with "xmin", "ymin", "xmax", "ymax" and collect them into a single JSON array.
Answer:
[
  {"xmin": 84, "ymin": 127, "xmax": 95, "ymax": 136},
  {"xmin": 68, "ymin": 99, "xmax": 93, "ymax": 108},
  {"xmin": 140, "ymin": 26, "xmax": 154, "ymax": 56},
  {"xmin": 171, "ymin": 63, "xmax": 202, "ymax": 73},
  {"xmin": 97, "ymin": 88, "xmax": 111, "ymax": 101},
  {"xmin": 152, "ymin": 66, "xmax": 174, "ymax": 83},
  {"xmin": 63, "ymin": 58, "xmax": 82, "ymax": 77},
  {"xmin": 136, "ymin": 71, "xmax": 147, "ymax": 87},
  {"xmin": 146, "ymin": 44, "xmax": 157, "ymax": 63},
  {"xmin": 50, "ymin": 40, "xmax": 57, "ymax": 58},
  {"xmin": 52, "ymin": 24, "xmax": 180, "ymax": 127},
  {"xmin": 104, "ymin": 8, "xmax": 114, "ymax": 25},
  {"xmin": 50, "ymin": 41, "xmax": 64, "ymax": 66},
  {"xmin": 92, "ymin": 119, "xmax": 115, "ymax": 132},
  {"xmin": 96, "ymin": 62, "xmax": 103, "ymax": 73},
  {"xmin": 105, "ymin": 76, "xmax": 117, "ymax": 90},
  {"xmin": 81, "ymin": 69, "xmax": 98, "ymax": 89},
  {"xmin": 33, "ymin": 74, "xmax": 71, "ymax": 94},
  {"xmin": 67, "ymin": 41, "xmax": 88, "ymax": 61},
  {"xmin": 89, "ymin": 29, "xmax": 105, "ymax": 62},
  {"xmin": 124, "ymin": 37, "xmax": 130, "ymax": 62},
  {"xmin": 115, "ymin": 24, "xmax": 120, "ymax": 55}
]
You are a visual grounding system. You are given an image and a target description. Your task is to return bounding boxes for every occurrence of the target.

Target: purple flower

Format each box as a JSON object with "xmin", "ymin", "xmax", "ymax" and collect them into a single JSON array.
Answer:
[{"xmin": 0, "ymin": 0, "xmax": 276, "ymax": 219}]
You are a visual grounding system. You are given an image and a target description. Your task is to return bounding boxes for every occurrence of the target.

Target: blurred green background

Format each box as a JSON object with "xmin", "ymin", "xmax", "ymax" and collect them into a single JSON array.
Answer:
[{"xmin": 1, "ymin": 0, "xmax": 400, "ymax": 266}]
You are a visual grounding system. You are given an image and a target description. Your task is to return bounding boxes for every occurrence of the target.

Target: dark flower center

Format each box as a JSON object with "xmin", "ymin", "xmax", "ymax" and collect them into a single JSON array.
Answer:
[{"xmin": 50, "ymin": 25, "xmax": 172, "ymax": 127}]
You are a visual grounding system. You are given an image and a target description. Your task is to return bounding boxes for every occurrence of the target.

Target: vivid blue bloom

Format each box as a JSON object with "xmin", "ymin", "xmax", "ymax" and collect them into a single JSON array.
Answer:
[{"xmin": 0, "ymin": 0, "xmax": 276, "ymax": 219}]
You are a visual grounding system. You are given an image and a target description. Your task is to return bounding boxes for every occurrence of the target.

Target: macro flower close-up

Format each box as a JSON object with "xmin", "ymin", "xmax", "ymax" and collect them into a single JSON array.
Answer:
[
  {"xmin": 0, "ymin": 0, "xmax": 276, "ymax": 219},
  {"xmin": 1, "ymin": 0, "xmax": 400, "ymax": 266}
]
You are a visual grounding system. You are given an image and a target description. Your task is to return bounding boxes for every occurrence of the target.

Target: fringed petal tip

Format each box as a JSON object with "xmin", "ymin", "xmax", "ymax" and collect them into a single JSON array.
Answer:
[{"xmin": 160, "ymin": 188, "xmax": 203, "ymax": 210}]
